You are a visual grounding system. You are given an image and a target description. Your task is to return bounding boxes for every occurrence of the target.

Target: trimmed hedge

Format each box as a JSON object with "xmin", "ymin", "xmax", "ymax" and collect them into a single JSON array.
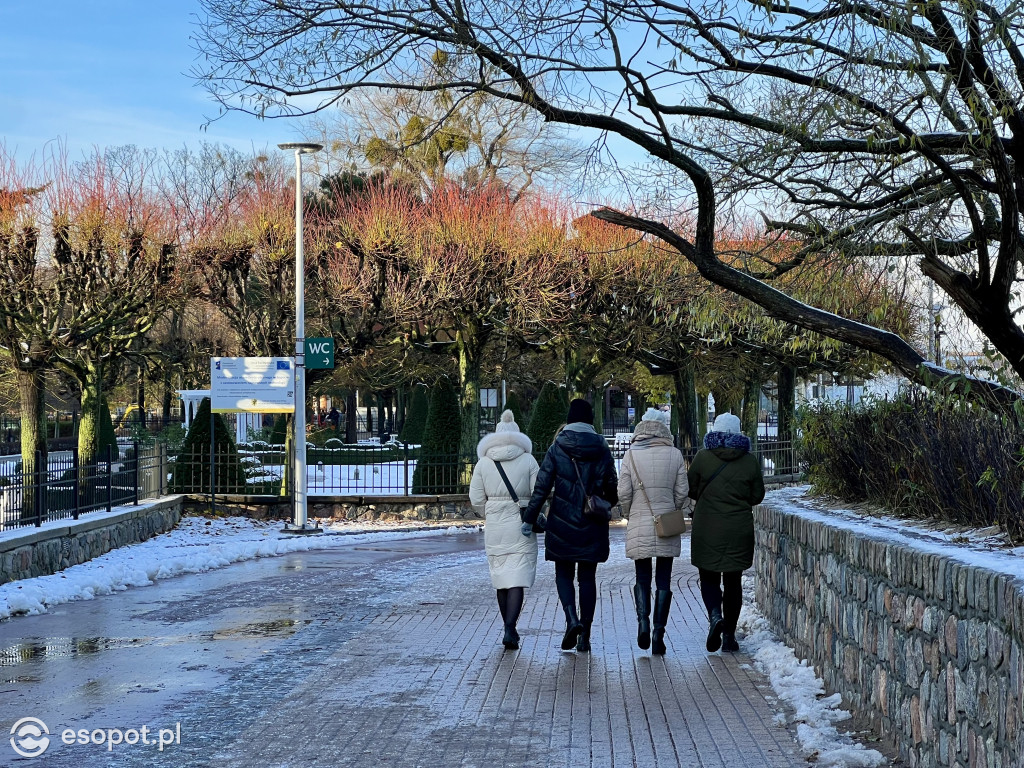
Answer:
[
  {"xmin": 411, "ymin": 378, "xmax": 462, "ymax": 493},
  {"xmin": 799, "ymin": 390, "xmax": 1024, "ymax": 541},
  {"xmin": 400, "ymin": 384, "xmax": 429, "ymax": 444},
  {"xmin": 169, "ymin": 398, "xmax": 248, "ymax": 493}
]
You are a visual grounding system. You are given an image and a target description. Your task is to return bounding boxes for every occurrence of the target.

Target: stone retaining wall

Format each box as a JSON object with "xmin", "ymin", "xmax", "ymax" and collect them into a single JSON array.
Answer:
[
  {"xmin": 182, "ymin": 495, "xmax": 480, "ymax": 522},
  {"xmin": 755, "ymin": 501, "xmax": 1024, "ymax": 768},
  {"xmin": 0, "ymin": 497, "xmax": 182, "ymax": 585}
]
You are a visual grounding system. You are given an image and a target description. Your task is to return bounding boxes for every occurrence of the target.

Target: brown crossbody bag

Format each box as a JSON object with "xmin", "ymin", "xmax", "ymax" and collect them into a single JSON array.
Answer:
[{"xmin": 626, "ymin": 451, "xmax": 688, "ymax": 538}]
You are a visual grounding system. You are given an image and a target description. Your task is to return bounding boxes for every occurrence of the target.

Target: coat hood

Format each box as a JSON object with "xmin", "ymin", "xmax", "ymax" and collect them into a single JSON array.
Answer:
[
  {"xmin": 703, "ymin": 430, "xmax": 751, "ymax": 461},
  {"xmin": 555, "ymin": 426, "xmax": 609, "ymax": 461},
  {"xmin": 633, "ymin": 418, "xmax": 672, "ymax": 440},
  {"xmin": 477, "ymin": 430, "xmax": 532, "ymax": 460}
]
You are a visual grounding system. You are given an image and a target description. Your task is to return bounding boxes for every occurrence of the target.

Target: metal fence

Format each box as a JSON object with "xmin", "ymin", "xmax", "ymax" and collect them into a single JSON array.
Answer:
[
  {"xmin": 0, "ymin": 436, "xmax": 802, "ymax": 528},
  {"xmin": 166, "ymin": 438, "xmax": 803, "ymax": 498},
  {"xmin": 0, "ymin": 443, "xmax": 170, "ymax": 531}
]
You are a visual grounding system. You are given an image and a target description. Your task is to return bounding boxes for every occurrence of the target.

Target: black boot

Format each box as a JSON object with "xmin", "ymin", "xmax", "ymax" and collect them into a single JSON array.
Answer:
[
  {"xmin": 706, "ymin": 608, "xmax": 724, "ymax": 653},
  {"xmin": 503, "ymin": 625, "xmax": 520, "ymax": 650},
  {"xmin": 721, "ymin": 631, "xmax": 739, "ymax": 653},
  {"xmin": 633, "ymin": 583, "xmax": 651, "ymax": 650},
  {"xmin": 576, "ymin": 623, "xmax": 592, "ymax": 653},
  {"xmin": 561, "ymin": 604, "xmax": 583, "ymax": 650},
  {"xmin": 651, "ymin": 590, "xmax": 672, "ymax": 655}
]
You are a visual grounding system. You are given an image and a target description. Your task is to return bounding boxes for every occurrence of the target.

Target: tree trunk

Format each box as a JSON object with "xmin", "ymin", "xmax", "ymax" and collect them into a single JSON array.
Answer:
[
  {"xmin": 457, "ymin": 332, "xmax": 482, "ymax": 461},
  {"xmin": 161, "ymin": 366, "xmax": 173, "ymax": 422},
  {"xmin": 78, "ymin": 361, "xmax": 104, "ymax": 467},
  {"xmin": 591, "ymin": 385, "xmax": 605, "ymax": 434},
  {"xmin": 17, "ymin": 367, "xmax": 47, "ymax": 521},
  {"xmin": 345, "ymin": 391, "xmax": 358, "ymax": 444},
  {"xmin": 697, "ymin": 389, "xmax": 709, "ymax": 439},
  {"xmin": 777, "ymin": 364, "xmax": 796, "ymax": 473},
  {"xmin": 137, "ymin": 364, "xmax": 146, "ymax": 429},
  {"xmin": 711, "ymin": 389, "xmax": 737, "ymax": 419},
  {"xmin": 672, "ymin": 361, "xmax": 699, "ymax": 449},
  {"xmin": 377, "ymin": 394, "xmax": 386, "ymax": 438},
  {"xmin": 365, "ymin": 394, "xmax": 373, "ymax": 436},
  {"xmin": 741, "ymin": 373, "xmax": 762, "ymax": 449},
  {"xmin": 395, "ymin": 386, "xmax": 406, "ymax": 435}
]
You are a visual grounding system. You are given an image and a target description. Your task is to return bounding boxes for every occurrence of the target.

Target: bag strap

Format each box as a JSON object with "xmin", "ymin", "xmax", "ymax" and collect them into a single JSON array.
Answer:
[
  {"xmin": 492, "ymin": 460, "xmax": 521, "ymax": 505},
  {"xmin": 696, "ymin": 459, "xmax": 730, "ymax": 501},
  {"xmin": 626, "ymin": 451, "xmax": 654, "ymax": 514},
  {"xmin": 571, "ymin": 457, "xmax": 596, "ymax": 500}
]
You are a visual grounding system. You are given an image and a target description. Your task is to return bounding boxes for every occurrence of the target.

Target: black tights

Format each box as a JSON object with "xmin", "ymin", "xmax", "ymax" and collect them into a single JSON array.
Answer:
[
  {"xmin": 496, "ymin": 587, "xmax": 524, "ymax": 629},
  {"xmin": 554, "ymin": 561, "xmax": 598, "ymax": 625},
  {"xmin": 634, "ymin": 557, "xmax": 674, "ymax": 592},
  {"xmin": 698, "ymin": 569, "xmax": 743, "ymax": 632}
]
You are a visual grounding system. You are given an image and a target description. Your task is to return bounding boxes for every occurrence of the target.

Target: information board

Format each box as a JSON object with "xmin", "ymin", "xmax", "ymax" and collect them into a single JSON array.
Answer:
[{"xmin": 210, "ymin": 357, "xmax": 295, "ymax": 413}]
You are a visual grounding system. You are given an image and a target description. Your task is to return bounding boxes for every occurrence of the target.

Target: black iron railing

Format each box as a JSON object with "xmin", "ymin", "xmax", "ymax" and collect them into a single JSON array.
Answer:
[{"xmin": 0, "ymin": 443, "xmax": 169, "ymax": 530}]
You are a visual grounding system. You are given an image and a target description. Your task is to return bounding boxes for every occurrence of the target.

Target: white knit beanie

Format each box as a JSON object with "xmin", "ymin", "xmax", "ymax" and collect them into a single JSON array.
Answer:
[
  {"xmin": 495, "ymin": 409, "xmax": 520, "ymax": 433},
  {"xmin": 641, "ymin": 407, "xmax": 670, "ymax": 427},
  {"xmin": 712, "ymin": 413, "xmax": 742, "ymax": 434}
]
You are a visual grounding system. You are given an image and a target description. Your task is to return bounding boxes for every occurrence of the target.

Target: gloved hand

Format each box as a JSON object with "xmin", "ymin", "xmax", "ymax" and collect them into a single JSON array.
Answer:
[{"xmin": 521, "ymin": 522, "xmax": 534, "ymax": 537}]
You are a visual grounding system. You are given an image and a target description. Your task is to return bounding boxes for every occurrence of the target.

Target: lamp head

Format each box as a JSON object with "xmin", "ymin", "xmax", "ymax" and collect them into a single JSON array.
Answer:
[{"xmin": 278, "ymin": 142, "xmax": 323, "ymax": 154}]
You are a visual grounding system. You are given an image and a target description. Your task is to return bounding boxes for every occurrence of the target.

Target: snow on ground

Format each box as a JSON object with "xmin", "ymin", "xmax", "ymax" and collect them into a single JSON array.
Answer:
[
  {"xmin": 0, "ymin": 517, "xmax": 480, "ymax": 622},
  {"xmin": 738, "ymin": 583, "xmax": 887, "ymax": 767}
]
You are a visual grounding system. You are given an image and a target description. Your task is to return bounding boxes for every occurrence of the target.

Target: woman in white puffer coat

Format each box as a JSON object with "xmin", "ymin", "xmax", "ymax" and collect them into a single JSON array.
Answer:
[
  {"xmin": 617, "ymin": 408, "xmax": 690, "ymax": 655},
  {"xmin": 469, "ymin": 410, "xmax": 540, "ymax": 650}
]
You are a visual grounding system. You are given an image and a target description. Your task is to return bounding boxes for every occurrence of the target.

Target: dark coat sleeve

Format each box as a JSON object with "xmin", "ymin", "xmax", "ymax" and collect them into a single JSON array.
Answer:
[
  {"xmin": 597, "ymin": 447, "xmax": 618, "ymax": 505},
  {"xmin": 749, "ymin": 459, "xmax": 766, "ymax": 506},
  {"xmin": 687, "ymin": 451, "xmax": 705, "ymax": 500},
  {"xmin": 523, "ymin": 447, "xmax": 556, "ymax": 525}
]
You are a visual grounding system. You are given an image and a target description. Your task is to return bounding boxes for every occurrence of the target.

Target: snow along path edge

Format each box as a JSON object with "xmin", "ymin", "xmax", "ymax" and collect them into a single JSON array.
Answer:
[
  {"xmin": 0, "ymin": 517, "xmax": 481, "ymax": 622},
  {"xmin": 739, "ymin": 572, "xmax": 888, "ymax": 767}
]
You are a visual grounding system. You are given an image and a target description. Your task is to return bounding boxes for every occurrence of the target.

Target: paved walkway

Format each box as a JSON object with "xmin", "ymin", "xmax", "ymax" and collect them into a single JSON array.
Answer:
[{"xmin": 0, "ymin": 528, "xmax": 816, "ymax": 767}]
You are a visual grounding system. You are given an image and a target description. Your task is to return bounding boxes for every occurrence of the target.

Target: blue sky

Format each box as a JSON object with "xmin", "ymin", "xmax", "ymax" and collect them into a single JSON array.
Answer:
[{"xmin": 0, "ymin": 1, "xmax": 306, "ymax": 162}]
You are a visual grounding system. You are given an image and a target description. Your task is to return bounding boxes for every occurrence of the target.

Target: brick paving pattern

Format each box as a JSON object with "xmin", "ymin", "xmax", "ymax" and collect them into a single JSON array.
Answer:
[{"xmin": 5, "ymin": 530, "xmax": 812, "ymax": 767}]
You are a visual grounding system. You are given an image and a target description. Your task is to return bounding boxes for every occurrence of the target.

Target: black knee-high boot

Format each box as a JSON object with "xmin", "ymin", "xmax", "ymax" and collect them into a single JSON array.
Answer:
[
  {"xmin": 652, "ymin": 590, "xmax": 672, "ymax": 655},
  {"xmin": 634, "ymin": 583, "xmax": 651, "ymax": 650}
]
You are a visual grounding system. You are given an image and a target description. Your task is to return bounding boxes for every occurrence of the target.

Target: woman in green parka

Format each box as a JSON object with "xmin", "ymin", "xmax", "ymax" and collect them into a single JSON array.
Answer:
[{"xmin": 687, "ymin": 413, "xmax": 765, "ymax": 653}]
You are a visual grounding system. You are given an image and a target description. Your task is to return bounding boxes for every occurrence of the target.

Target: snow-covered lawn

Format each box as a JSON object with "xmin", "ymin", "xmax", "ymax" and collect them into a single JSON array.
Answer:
[{"xmin": 0, "ymin": 517, "xmax": 479, "ymax": 622}]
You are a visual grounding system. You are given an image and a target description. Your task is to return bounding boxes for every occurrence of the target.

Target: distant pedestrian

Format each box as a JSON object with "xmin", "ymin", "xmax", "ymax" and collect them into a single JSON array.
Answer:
[
  {"xmin": 469, "ymin": 410, "xmax": 540, "ymax": 650},
  {"xmin": 687, "ymin": 413, "xmax": 765, "ymax": 653},
  {"xmin": 328, "ymin": 407, "xmax": 340, "ymax": 431},
  {"xmin": 617, "ymin": 408, "xmax": 690, "ymax": 654},
  {"xmin": 523, "ymin": 398, "xmax": 617, "ymax": 653}
]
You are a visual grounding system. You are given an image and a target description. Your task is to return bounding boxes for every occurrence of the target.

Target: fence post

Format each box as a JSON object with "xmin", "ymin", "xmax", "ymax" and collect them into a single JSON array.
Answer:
[
  {"xmin": 34, "ymin": 448, "xmax": 44, "ymax": 527},
  {"xmin": 159, "ymin": 442, "xmax": 165, "ymax": 497},
  {"xmin": 133, "ymin": 439, "xmax": 140, "ymax": 505},
  {"xmin": 403, "ymin": 442, "xmax": 409, "ymax": 495},
  {"xmin": 105, "ymin": 444, "xmax": 113, "ymax": 514},
  {"xmin": 209, "ymin": 410, "xmax": 216, "ymax": 515},
  {"xmin": 72, "ymin": 445, "xmax": 80, "ymax": 520}
]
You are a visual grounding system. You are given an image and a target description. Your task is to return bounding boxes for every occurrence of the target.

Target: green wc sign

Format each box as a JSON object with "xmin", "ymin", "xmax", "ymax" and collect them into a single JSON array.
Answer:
[{"xmin": 304, "ymin": 337, "xmax": 335, "ymax": 370}]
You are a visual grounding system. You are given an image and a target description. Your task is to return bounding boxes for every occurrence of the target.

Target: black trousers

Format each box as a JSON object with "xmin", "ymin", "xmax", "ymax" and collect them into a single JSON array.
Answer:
[
  {"xmin": 698, "ymin": 568, "xmax": 743, "ymax": 632},
  {"xmin": 554, "ymin": 561, "xmax": 598, "ymax": 625},
  {"xmin": 634, "ymin": 557, "xmax": 673, "ymax": 592}
]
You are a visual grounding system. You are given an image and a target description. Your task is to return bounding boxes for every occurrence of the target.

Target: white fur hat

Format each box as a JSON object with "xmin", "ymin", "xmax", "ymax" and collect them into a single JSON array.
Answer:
[
  {"xmin": 712, "ymin": 413, "xmax": 742, "ymax": 434},
  {"xmin": 641, "ymin": 407, "xmax": 670, "ymax": 426},
  {"xmin": 495, "ymin": 409, "xmax": 520, "ymax": 433}
]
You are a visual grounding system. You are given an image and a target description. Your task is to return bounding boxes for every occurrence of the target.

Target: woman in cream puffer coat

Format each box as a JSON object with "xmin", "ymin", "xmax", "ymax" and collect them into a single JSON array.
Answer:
[
  {"xmin": 617, "ymin": 408, "xmax": 690, "ymax": 654},
  {"xmin": 469, "ymin": 410, "xmax": 539, "ymax": 651}
]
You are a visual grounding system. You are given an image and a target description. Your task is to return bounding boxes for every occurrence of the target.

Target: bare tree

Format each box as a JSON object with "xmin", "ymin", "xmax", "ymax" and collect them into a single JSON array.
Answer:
[{"xmin": 194, "ymin": 0, "xmax": 1024, "ymax": 407}]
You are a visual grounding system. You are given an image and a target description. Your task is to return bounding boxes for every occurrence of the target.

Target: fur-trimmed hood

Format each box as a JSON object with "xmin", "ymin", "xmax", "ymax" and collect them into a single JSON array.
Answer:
[
  {"xmin": 477, "ymin": 430, "xmax": 533, "ymax": 461},
  {"xmin": 703, "ymin": 430, "xmax": 751, "ymax": 459}
]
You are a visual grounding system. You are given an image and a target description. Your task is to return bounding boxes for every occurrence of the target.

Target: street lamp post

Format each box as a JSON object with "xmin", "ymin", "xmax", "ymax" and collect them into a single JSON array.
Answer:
[{"xmin": 279, "ymin": 142, "xmax": 323, "ymax": 534}]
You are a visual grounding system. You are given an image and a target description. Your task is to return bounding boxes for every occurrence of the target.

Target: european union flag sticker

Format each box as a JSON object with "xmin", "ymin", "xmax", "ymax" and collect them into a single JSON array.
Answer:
[{"xmin": 277, "ymin": 361, "xmax": 290, "ymax": 370}]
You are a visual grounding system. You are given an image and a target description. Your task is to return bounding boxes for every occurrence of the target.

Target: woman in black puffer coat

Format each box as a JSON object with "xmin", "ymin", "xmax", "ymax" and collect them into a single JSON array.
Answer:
[{"xmin": 523, "ymin": 399, "xmax": 618, "ymax": 653}]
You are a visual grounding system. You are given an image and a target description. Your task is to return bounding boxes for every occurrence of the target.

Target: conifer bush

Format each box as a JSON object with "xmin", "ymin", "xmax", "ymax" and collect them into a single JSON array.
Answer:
[
  {"xmin": 400, "ymin": 384, "xmax": 429, "ymax": 444},
  {"xmin": 527, "ymin": 382, "xmax": 568, "ymax": 460},
  {"xmin": 504, "ymin": 390, "xmax": 525, "ymax": 430},
  {"xmin": 411, "ymin": 378, "xmax": 462, "ymax": 493},
  {"xmin": 169, "ymin": 398, "xmax": 248, "ymax": 493}
]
